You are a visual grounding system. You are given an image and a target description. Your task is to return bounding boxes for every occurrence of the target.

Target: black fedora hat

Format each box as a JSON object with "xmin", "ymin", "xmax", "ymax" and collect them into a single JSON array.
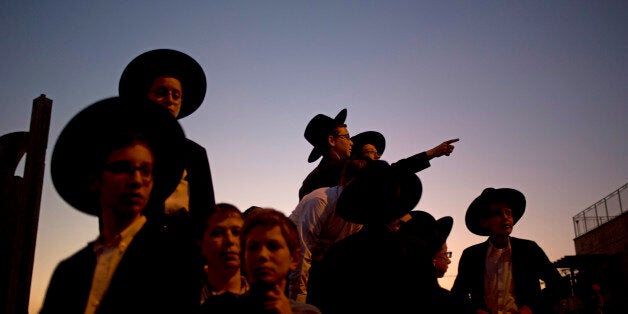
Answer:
[
  {"xmin": 336, "ymin": 160, "xmax": 422, "ymax": 225},
  {"xmin": 51, "ymin": 97, "xmax": 186, "ymax": 216},
  {"xmin": 304, "ymin": 108, "xmax": 347, "ymax": 162},
  {"xmin": 350, "ymin": 131, "xmax": 385, "ymax": 158},
  {"xmin": 465, "ymin": 187, "xmax": 526, "ymax": 236},
  {"xmin": 119, "ymin": 49, "xmax": 207, "ymax": 119},
  {"xmin": 400, "ymin": 211, "xmax": 453, "ymax": 255}
]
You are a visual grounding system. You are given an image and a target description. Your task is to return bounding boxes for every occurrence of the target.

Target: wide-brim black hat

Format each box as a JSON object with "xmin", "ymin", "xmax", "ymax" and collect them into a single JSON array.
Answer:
[
  {"xmin": 465, "ymin": 187, "xmax": 526, "ymax": 236},
  {"xmin": 401, "ymin": 211, "xmax": 453, "ymax": 255},
  {"xmin": 350, "ymin": 131, "xmax": 385, "ymax": 158},
  {"xmin": 336, "ymin": 160, "xmax": 422, "ymax": 225},
  {"xmin": 304, "ymin": 108, "xmax": 347, "ymax": 162},
  {"xmin": 51, "ymin": 97, "xmax": 186, "ymax": 216},
  {"xmin": 119, "ymin": 49, "xmax": 207, "ymax": 119}
]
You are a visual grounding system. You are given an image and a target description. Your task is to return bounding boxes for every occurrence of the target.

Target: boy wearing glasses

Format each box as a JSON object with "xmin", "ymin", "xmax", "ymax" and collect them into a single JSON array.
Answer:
[
  {"xmin": 299, "ymin": 109, "xmax": 353, "ymax": 200},
  {"xmin": 41, "ymin": 98, "xmax": 200, "ymax": 313},
  {"xmin": 452, "ymin": 188, "xmax": 563, "ymax": 314},
  {"xmin": 434, "ymin": 241, "xmax": 453, "ymax": 279},
  {"xmin": 119, "ymin": 49, "xmax": 216, "ymax": 224}
]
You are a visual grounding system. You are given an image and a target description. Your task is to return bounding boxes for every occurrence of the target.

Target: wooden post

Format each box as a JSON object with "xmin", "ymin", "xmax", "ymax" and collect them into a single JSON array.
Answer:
[{"xmin": 1, "ymin": 94, "xmax": 52, "ymax": 314}]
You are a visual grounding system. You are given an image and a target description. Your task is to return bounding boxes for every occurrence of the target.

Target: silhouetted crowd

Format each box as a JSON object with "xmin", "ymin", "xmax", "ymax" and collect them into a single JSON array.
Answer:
[{"xmin": 40, "ymin": 49, "xmax": 575, "ymax": 314}]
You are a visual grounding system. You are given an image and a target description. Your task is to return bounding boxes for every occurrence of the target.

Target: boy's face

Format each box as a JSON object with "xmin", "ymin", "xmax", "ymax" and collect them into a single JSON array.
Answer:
[
  {"xmin": 147, "ymin": 76, "xmax": 183, "ymax": 118},
  {"xmin": 201, "ymin": 213, "xmax": 244, "ymax": 271},
  {"xmin": 433, "ymin": 243, "xmax": 451, "ymax": 278},
  {"xmin": 481, "ymin": 201, "xmax": 514, "ymax": 236},
  {"xmin": 243, "ymin": 225, "xmax": 298, "ymax": 286},
  {"xmin": 94, "ymin": 143, "xmax": 154, "ymax": 217},
  {"xmin": 329, "ymin": 126, "xmax": 353, "ymax": 159},
  {"xmin": 360, "ymin": 143, "xmax": 381, "ymax": 160}
]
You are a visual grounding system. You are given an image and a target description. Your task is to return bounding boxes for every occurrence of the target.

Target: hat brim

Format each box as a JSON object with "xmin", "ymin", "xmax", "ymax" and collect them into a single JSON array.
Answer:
[
  {"xmin": 51, "ymin": 97, "xmax": 186, "ymax": 216},
  {"xmin": 119, "ymin": 49, "xmax": 206, "ymax": 119},
  {"xmin": 306, "ymin": 108, "xmax": 348, "ymax": 162},
  {"xmin": 350, "ymin": 131, "xmax": 386, "ymax": 157},
  {"xmin": 465, "ymin": 188, "xmax": 525, "ymax": 236},
  {"xmin": 307, "ymin": 146, "xmax": 326, "ymax": 163},
  {"xmin": 337, "ymin": 160, "xmax": 422, "ymax": 224}
]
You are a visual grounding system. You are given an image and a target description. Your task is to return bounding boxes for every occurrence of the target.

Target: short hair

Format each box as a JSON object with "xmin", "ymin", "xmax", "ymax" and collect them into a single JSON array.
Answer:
[
  {"xmin": 241, "ymin": 208, "xmax": 300, "ymax": 256},
  {"xmin": 196, "ymin": 202, "xmax": 244, "ymax": 240},
  {"xmin": 330, "ymin": 124, "xmax": 348, "ymax": 136},
  {"xmin": 91, "ymin": 131, "xmax": 151, "ymax": 174}
]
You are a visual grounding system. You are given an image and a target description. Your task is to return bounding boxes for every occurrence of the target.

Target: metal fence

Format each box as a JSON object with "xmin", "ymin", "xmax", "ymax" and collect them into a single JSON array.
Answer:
[{"xmin": 572, "ymin": 182, "xmax": 627, "ymax": 238}]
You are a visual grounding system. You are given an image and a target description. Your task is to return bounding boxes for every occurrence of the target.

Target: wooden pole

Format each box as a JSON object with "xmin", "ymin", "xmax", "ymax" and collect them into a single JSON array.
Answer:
[{"xmin": 2, "ymin": 94, "xmax": 52, "ymax": 314}]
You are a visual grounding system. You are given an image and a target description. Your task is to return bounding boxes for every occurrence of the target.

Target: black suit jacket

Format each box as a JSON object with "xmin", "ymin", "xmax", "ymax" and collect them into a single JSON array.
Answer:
[
  {"xmin": 184, "ymin": 138, "xmax": 216, "ymax": 219},
  {"xmin": 40, "ymin": 218, "xmax": 202, "ymax": 314},
  {"xmin": 451, "ymin": 237, "xmax": 562, "ymax": 313},
  {"xmin": 299, "ymin": 157, "xmax": 344, "ymax": 200},
  {"xmin": 308, "ymin": 225, "xmax": 440, "ymax": 314}
]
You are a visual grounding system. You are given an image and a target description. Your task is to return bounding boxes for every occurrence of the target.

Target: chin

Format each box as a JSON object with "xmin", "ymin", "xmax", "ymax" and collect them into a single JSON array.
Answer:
[{"xmin": 254, "ymin": 276, "xmax": 279, "ymax": 287}]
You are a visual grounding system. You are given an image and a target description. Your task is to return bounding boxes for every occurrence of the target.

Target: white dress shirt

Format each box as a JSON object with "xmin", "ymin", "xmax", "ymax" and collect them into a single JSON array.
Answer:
[
  {"xmin": 84, "ymin": 215, "xmax": 147, "ymax": 314},
  {"xmin": 484, "ymin": 238, "xmax": 518, "ymax": 314}
]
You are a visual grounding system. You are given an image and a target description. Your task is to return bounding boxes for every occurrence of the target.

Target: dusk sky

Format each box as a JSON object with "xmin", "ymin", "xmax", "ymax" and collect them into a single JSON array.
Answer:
[{"xmin": 1, "ymin": 1, "xmax": 626, "ymax": 313}]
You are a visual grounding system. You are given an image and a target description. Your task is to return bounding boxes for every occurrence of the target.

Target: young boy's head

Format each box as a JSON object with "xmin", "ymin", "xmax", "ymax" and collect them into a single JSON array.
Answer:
[
  {"xmin": 119, "ymin": 49, "xmax": 207, "ymax": 120},
  {"xmin": 51, "ymin": 97, "xmax": 185, "ymax": 217},
  {"xmin": 465, "ymin": 188, "xmax": 526, "ymax": 236},
  {"xmin": 481, "ymin": 201, "xmax": 516, "ymax": 236},
  {"xmin": 304, "ymin": 108, "xmax": 350, "ymax": 162},
  {"xmin": 199, "ymin": 203, "xmax": 245, "ymax": 272},
  {"xmin": 241, "ymin": 208, "xmax": 300, "ymax": 287}
]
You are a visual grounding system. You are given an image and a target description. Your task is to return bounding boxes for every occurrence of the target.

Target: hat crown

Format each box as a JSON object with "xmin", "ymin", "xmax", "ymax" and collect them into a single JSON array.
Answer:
[
  {"xmin": 400, "ymin": 211, "xmax": 453, "ymax": 254},
  {"xmin": 304, "ymin": 114, "xmax": 335, "ymax": 145},
  {"xmin": 350, "ymin": 131, "xmax": 386, "ymax": 157},
  {"xmin": 337, "ymin": 160, "xmax": 422, "ymax": 224}
]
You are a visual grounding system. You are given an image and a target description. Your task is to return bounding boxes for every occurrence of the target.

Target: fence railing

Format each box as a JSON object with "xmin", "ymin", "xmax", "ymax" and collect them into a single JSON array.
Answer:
[{"xmin": 572, "ymin": 182, "xmax": 627, "ymax": 238}]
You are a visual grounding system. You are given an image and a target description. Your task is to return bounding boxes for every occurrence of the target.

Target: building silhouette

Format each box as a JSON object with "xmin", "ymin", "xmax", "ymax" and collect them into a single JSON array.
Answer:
[{"xmin": 555, "ymin": 183, "xmax": 627, "ymax": 313}]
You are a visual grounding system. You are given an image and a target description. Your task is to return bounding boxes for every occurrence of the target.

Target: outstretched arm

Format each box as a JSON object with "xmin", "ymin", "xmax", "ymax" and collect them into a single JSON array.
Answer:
[{"xmin": 425, "ymin": 138, "xmax": 459, "ymax": 159}]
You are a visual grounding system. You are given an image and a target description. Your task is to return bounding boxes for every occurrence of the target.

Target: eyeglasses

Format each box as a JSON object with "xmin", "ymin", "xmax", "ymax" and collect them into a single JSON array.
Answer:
[
  {"xmin": 435, "ymin": 251, "xmax": 453, "ymax": 259},
  {"xmin": 103, "ymin": 161, "xmax": 153, "ymax": 182},
  {"xmin": 334, "ymin": 133, "xmax": 351, "ymax": 140}
]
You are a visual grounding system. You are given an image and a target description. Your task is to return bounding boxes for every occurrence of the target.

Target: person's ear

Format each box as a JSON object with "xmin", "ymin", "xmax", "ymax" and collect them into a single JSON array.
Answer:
[
  {"xmin": 289, "ymin": 249, "xmax": 300, "ymax": 272},
  {"xmin": 327, "ymin": 134, "xmax": 336, "ymax": 147}
]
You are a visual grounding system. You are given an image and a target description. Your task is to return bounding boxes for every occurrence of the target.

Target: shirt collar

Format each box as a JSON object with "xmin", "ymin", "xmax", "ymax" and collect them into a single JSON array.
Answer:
[
  {"xmin": 93, "ymin": 215, "xmax": 147, "ymax": 253},
  {"xmin": 486, "ymin": 237, "xmax": 512, "ymax": 257}
]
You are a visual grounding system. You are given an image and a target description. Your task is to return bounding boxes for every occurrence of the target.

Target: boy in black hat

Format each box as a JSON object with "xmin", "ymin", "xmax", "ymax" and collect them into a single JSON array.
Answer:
[
  {"xmin": 397, "ymin": 210, "xmax": 462, "ymax": 313},
  {"xmin": 119, "ymin": 48, "xmax": 215, "ymax": 224},
  {"xmin": 41, "ymin": 98, "xmax": 200, "ymax": 314},
  {"xmin": 451, "ymin": 188, "xmax": 563, "ymax": 314},
  {"xmin": 306, "ymin": 160, "xmax": 424, "ymax": 313},
  {"xmin": 299, "ymin": 108, "xmax": 353, "ymax": 200}
]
